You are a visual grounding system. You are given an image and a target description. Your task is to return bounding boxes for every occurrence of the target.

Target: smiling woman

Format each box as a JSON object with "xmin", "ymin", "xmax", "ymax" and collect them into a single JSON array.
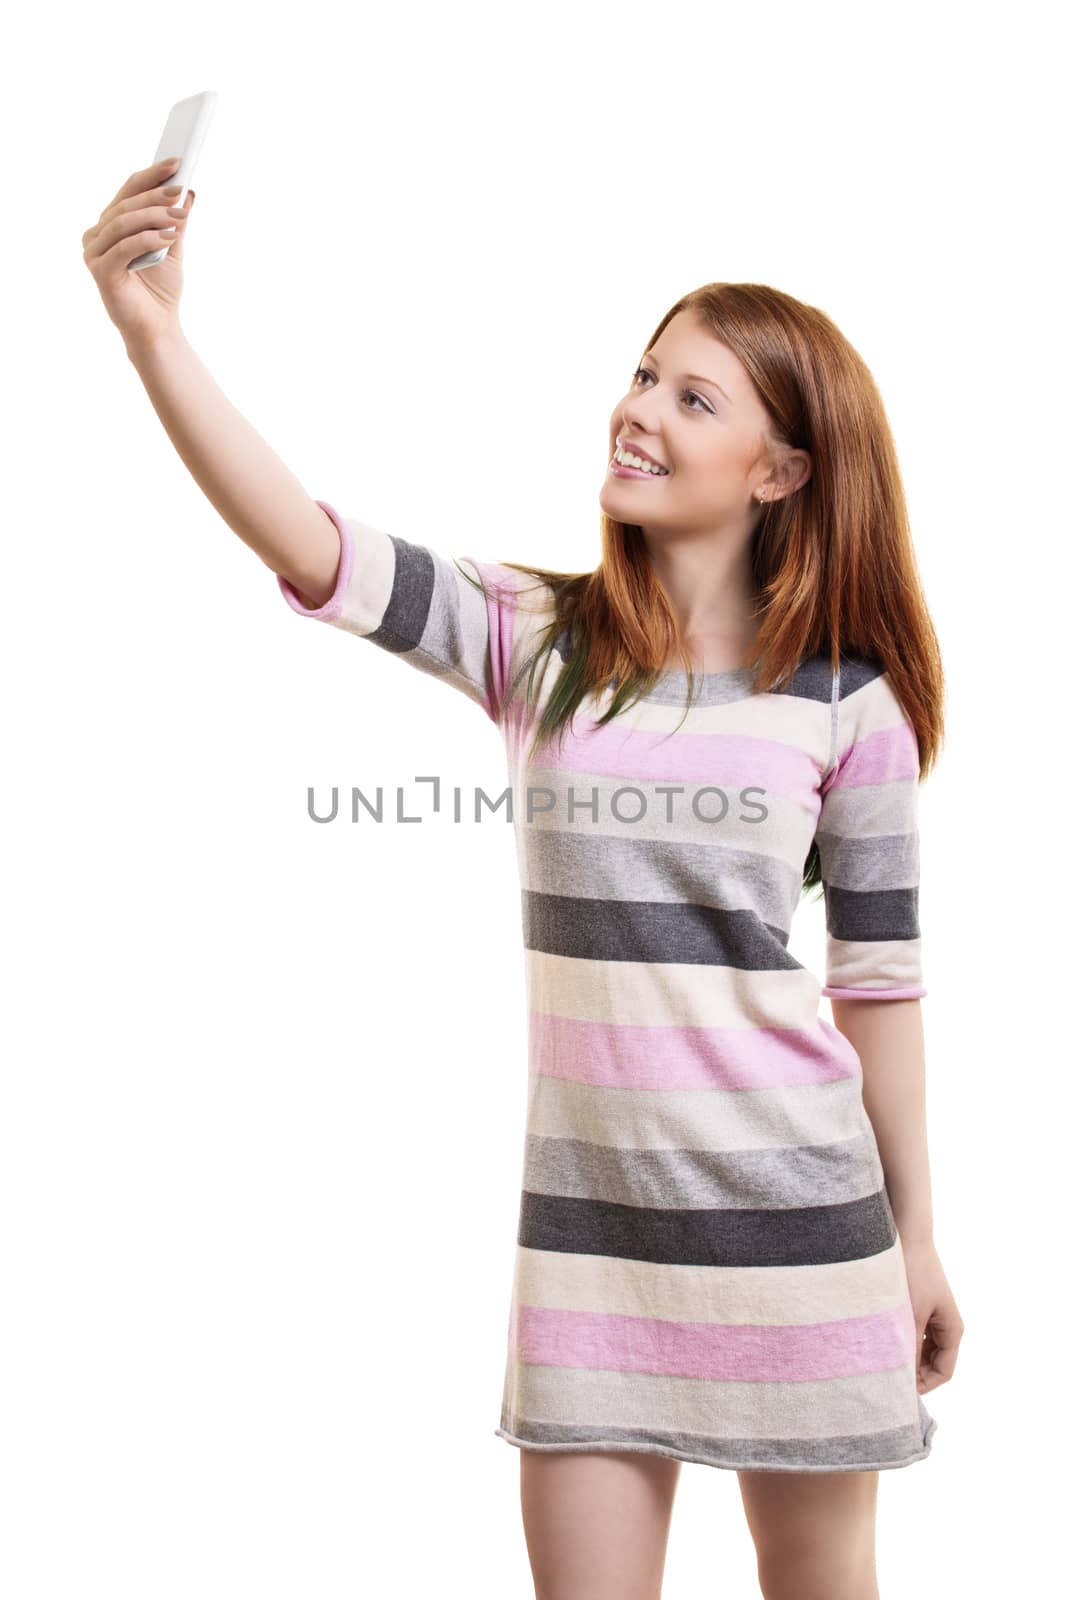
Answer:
[
  {"xmin": 264, "ymin": 277, "xmax": 949, "ymax": 1472},
  {"xmin": 104, "ymin": 227, "xmax": 956, "ymax": 1598}
]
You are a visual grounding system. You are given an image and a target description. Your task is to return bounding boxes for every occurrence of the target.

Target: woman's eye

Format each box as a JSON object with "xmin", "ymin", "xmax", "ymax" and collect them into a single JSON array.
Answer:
[{"xmin": 630, "ymin": 368, "xmax": 713, "ymax": 414}]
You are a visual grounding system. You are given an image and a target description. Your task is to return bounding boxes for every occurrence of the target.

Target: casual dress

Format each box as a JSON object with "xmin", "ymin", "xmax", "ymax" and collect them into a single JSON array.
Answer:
[{"xmin": 277, "ymin": 498, "xmax": 937, "ymax": 1473}]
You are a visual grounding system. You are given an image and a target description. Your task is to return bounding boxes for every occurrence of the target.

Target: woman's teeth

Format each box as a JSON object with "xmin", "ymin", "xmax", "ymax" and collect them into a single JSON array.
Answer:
[{"xmin": 613, "ymin": 446, "xmax": 669, "ymax": 475}]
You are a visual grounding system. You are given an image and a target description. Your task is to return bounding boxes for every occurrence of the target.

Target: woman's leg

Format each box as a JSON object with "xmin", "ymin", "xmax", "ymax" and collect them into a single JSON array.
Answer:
[
  {"xmin": 519, "ymin": 1447, "xmax": 682, "ymax": 1600},
  {"xmin": 736, "ymin": 1468, "xmax": 880, "ymax": 1600}
]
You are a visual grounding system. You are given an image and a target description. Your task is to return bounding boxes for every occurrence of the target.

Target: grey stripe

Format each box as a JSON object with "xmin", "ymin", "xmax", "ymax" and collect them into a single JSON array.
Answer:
[
  {"xmin": 497, "ymin": 1412, "xmax": 937, "ymax": 1472},
  {"xmin": 519, "ymin": 826, "xmax": 802, "ymax": 929},
  {"xmin": 522, "ymin": 1131, "xmax": 884, "ymax": 1210}
]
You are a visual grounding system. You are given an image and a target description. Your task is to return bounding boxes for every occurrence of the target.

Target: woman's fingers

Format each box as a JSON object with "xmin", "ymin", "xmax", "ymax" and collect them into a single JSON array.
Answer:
[
  {"xmin": 113, "ymin": 157, "xmax": 182, "ymax": 209},
  {"xmin": 86, "ymin": 199, "xmax": 186, "ymax": 262},
  {"xmin": 94, "ymin": 159, "xmax": 183, "ymax": 233},
  {"xmin": 915, "ymin": 1301, "xmax": 964, "ymax": 1393}
]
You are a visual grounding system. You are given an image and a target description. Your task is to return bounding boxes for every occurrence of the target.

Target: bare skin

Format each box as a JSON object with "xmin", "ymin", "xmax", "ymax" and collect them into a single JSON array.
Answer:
[
  {"xmin": 736, "ymin": 1468, "xmax": 880, "ymax": 1600},
  {"xmin": 519, "ymin": 1449, "xmax": 682, "ymax": 1600},
  {"xmin": 519, "ymin": 1450, "xmax": 880, "ymax": 1600}
]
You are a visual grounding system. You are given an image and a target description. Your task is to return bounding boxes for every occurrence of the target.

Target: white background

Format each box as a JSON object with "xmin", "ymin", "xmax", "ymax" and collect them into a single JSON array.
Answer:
[{"xmin": 4, "ymin": 0, "xmax": 1061, "ymax": 1593}]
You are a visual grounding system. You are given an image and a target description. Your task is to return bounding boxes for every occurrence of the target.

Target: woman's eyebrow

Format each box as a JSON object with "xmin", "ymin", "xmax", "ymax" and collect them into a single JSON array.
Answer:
[{"xmin": 644, "ymin": 357, "xmax": 731, "ymax": 403}]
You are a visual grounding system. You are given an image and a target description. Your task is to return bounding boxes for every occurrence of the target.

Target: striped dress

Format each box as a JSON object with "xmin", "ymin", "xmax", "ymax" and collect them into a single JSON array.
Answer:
[{"xmin": 278, "ymin": 498, "xmax": 938, "ymax": 1474}]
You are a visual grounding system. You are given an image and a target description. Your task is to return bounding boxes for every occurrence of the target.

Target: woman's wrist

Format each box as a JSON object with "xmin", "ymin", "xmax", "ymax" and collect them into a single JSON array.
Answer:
[
  {"xmin": 896, "ymin": 1219, "xmax": 936, "ymax": 1251},
  {"xmin": 125, "ymin": 321, "xmax": 187, "ymax": 366}
]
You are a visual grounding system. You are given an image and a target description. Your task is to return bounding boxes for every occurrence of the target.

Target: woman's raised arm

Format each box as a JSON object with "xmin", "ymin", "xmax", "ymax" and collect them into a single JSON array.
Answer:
[
  {"xmin": 127, "ymin": 328, "xmax": 342, "ymax": 605},
  {"xmin": 84, "ymin": 161, "xmax": 547, "ymax": 719}
]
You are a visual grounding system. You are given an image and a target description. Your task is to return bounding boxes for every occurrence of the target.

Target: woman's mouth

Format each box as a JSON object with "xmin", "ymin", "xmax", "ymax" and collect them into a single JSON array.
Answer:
[{"xmin": 610, "ymin": 445, "xmax": 670, "ymax": 479}]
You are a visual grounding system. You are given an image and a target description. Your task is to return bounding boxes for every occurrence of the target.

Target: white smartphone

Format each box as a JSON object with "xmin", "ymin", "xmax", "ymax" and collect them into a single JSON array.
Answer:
[{"xmin": 129, "ymin": 90, "xmax": 218, "ymax": 273}]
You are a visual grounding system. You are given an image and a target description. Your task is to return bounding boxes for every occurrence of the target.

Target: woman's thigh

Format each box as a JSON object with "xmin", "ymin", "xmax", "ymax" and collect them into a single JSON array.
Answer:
[
  {"xmin": 735, "ymin": 1468, "xmax": 880, "ymax": 1600},
  {"xmin": 519, "ymin": 1447, "xmax": 682, "ymax": 1600}
]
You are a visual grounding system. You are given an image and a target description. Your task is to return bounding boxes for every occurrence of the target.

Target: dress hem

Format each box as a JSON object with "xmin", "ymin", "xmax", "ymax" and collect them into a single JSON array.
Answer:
[{"xmin": 494, "ymin": 1413, "xmax": 937, "ymax": 1474}]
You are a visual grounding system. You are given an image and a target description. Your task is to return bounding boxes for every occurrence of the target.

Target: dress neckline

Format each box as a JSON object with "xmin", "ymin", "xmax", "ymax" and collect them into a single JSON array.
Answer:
[
  {"xmin": 553, "ymin": 625, "xmax": 762, "ymax": 705},
  {"xmin": 610, "ymin": 665, "xmax": 759, "ymax": 706}
]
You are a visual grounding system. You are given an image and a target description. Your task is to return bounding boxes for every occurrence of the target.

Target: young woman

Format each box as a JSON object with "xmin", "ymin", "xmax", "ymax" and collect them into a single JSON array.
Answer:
[{"xmin": 85, "ymin": 160, "xmax": 964, "ymax": 1600}]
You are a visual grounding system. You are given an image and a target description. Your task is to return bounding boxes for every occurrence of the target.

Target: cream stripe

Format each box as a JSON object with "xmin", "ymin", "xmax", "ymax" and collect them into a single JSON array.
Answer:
[
  {"xmin": 505, "ymin": 1358, "xmax": 920, "ymax": 1441},
  {"xmin": 844, "ymin": 671, "xmax": 916, "ymax": 738},
  {"xmin": 525, "ymin": 950, "xmax": 823, "ymax": 1030},
  {"xmin": 824, "ymin": 936, "xmax": 924, "ymax": 991},
  {"xmin": 819, "ymin": 777, "xmax": 919, "ymax": 836},
  {"xmin": 512, "ymin": 1236, "xmax": 911, "ymax": 1325},
  {"xmin": 333, "ymin": 518, "xmax": 400, "ymax": 637},
  {"xmin": 525, "ymin": 1071, "xmax": 870, "ymax": 1154},
  {"xmin": 578, "ymin": 687, "xmax": 831, "ymax": 755}
]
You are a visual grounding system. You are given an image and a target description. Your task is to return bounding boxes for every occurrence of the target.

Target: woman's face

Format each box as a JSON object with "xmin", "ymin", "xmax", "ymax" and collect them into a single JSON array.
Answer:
[{"xmin": 600, "ymin": 307, "xmax": 787, "ymax": 538}]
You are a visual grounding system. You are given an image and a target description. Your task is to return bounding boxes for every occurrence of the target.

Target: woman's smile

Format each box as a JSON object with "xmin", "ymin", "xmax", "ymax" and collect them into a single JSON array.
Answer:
[
  {"xmin": 609, "ymin": 457, "xmax": 670, "ymax": 480},
  {"xmin": 610, "ymin": 444, "xmax": 671, "ymax": 479}
]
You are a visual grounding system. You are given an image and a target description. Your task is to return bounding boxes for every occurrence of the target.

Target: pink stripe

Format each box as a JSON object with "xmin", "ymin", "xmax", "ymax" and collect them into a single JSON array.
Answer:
[
  {"xmin": 829, "ymin": 721, "xmax": 919, "ymax": 789},
  {"xmin": 515, "ymin": 1297, "xmax": 915, "ymax": 1382},
  {"xmin": 535, "ymin": 716, "xmax": 824, "ymax": 813},
  {"xmin": 528, "ymin": 1013, "xmax": 861, "ymax": 1089},
  {"xmin": 276, "ymin": 499, "xmax": 352, "ymax": 621},
  {"xmin": 822, "ymin": 985, "xmax": 927, "ymax": 1000}
]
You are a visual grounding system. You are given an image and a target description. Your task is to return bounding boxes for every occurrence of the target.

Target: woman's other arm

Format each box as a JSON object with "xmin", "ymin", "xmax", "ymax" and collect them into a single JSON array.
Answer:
[
  {"xmin": 832, "ymin": 995, "xmax": 964, "ymax": 1394},
  {"xmin": 831, "ymin": 996, "xmax": 932, "ymax": 1244}
]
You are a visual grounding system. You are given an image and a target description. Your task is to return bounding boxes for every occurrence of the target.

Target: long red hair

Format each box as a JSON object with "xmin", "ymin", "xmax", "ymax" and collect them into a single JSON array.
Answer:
[{"xmin": 466, "ymin": 280, "xmax": 945, "ymax": 810}]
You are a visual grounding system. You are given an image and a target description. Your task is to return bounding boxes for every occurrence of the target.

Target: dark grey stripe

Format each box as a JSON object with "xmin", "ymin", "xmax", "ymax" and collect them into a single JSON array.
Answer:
[
  {"xmin": 366, "ymin": 534, "xmax": 436, "ymax": 654},
  {"xmin": 364, "ymin": 537, "xmax": 491, "ymax": 704},
  {"xmin": 770, "ymin": 655, "xmax": 836, "ymax": 702},
  {"xmin": 824, "ymin": 884, "xmax": 921, "ymax": 945},
  {"xmin": 517, "ymin": 1185, "xmax": 897, "ymax": 1267},
  {"xmin": 837, "ymin": 654, "xmax": 886, "ymax": 699},
  {"xmin": 521, "ymin": 889, "xmax": 800, "ymax": 971}
]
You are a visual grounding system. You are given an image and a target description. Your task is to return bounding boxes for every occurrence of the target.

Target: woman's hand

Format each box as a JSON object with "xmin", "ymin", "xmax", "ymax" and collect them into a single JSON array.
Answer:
[
  {"xmin": 902, "ymin": 1237, "xmax": 965, "ymax": 1394},
  {"xmin": 82, "ymin": 158, "xmax": 196, "ymax": 353}
]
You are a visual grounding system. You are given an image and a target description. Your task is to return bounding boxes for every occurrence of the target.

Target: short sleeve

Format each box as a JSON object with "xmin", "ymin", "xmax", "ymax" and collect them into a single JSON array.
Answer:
[
  {"xmin": 814, "ymin": 660, "xmax": 927, "ymax": 1000},
  {"xmin": 276, "ymin": 499, "xmax": 524, "ymax": 724}
]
